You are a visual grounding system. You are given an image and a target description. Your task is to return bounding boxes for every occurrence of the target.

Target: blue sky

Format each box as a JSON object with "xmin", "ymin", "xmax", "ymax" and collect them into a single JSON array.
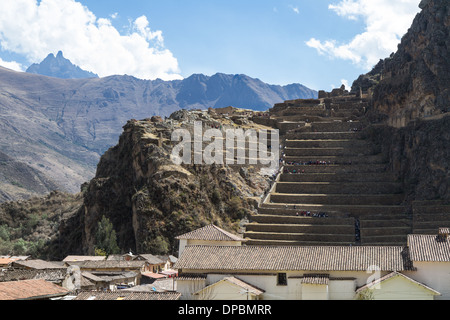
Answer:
[{"xmin": 0, "ymin": 0, "xmax": 421, "ymax": 91}]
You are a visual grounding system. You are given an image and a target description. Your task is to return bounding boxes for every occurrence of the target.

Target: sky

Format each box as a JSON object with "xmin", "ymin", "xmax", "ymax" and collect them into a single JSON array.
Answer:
[{"xmin": 0, "ymin": 0, "xmax": 422, "ymax": 91}]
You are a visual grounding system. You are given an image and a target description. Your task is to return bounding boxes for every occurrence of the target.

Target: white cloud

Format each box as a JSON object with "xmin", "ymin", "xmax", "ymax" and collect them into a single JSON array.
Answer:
[
  {"xmin": 306, "ymin": 0, "xmax": 421, "ymax": 70},
  {"xmin": 341, "ymin": 79, "xmax": 349, "ymax": 90},
  {"xmin": 290, "ymin": 5, "xmax": 300, "ymax": 14},
  {"xmin": 0, "ymin": 58, "xmax": 24, "ymax": 72},
  {"xmin": 0, "ymin": 0, "xmax": 182, "ymax": 80}
]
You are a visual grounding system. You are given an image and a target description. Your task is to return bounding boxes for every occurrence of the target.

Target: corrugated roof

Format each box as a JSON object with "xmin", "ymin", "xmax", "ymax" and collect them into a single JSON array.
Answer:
[
  {"xmin": 175, "ymin": 224, "xmax": 246, "ymax": 242},
  {"xmin": 0, "ymin": 279, "xmax": 69, "ymax": 300},
  {"xmin": 408, "ymin": 234, "xmax": 450, "ymax": 262},
  {"xmin": 174, "ymin": 245, "xmax": 413, "ymax": 272}
]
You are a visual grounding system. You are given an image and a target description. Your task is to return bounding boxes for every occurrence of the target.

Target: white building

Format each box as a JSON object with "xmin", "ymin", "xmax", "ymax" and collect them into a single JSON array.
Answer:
[
  {"xmin": 176, "ymin": 224, "xmax": 246, "ymax": 257},
  {"xmin": 404, "ymin": 228, "xmax": 450, "ymax": 300},
  {"xmin": 174, "ymin": 225, "xmax": 449, "ymax": 300}
]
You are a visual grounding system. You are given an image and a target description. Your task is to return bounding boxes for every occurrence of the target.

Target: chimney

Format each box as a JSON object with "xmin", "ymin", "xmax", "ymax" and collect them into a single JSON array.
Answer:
[{"xmin": 438, "ymin": 227, "xmax": 449, "ymax": 241}]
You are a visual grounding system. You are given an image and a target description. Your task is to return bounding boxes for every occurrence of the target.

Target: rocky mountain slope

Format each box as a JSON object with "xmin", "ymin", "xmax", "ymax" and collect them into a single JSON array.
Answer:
[
  {"xmin": 353, "ymin": 0, "xmax": 450, "ymax": 203},
  {"xmin": 0, "ymin": 64, "xmax": 315, "ymax": 201},
  {"xmin": 352, "ymin": 0, "xmax": 449, "ymax": 127},
  {"xmin": 0, "ymin": 151, "xmax": 60, "ymax": 202},
  {"xmin": 0, "ymin": 110, "xmax": 272, "ymax": 259},
  {"xmin": 26, "ymin": 51, "xmax": 99, "ymax": 79}
]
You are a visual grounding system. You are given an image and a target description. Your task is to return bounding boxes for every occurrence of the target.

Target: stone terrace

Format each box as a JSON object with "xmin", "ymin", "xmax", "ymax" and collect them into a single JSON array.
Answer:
[{"xmin": 246, "ymin": 91, "xmax": 415, "ymax": 247}]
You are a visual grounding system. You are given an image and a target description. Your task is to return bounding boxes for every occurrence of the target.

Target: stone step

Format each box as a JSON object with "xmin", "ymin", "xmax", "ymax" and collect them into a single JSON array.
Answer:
[
  {"xmin": 275, "ymin": 181, "xmax": 403, "ymax": 194},
  {"xmin": 269, "ymin": 193, "xmax": 405, "ymax": 206},
  {"xmin": 250, "ymin": 214, "xmax": 355, "ymax": 225},
  {"xmin": 412, "ymin": 205, "xmax": 450, "ymax": 214},
  {"xmin": 413, "ymin": 213, "xmax": 450, "ymax": 222},
  {"xmin": 244, "ymin": 239, "xmax": 355, "ymax": 246},
  {"xmin": 360, "ymin": 219, "xmax": 412, "ymax": 228},
  {"xmin": 282, "ymin": 164, "xmax": 389, "ymax": 174},
  {"xmin": 259, "ymin": 204, "xmax": 407, "ymax": 216},
  {"xmin": 285, "ymin": 139, "xmax": 372, "ymax": 149},
  {"xmin": 360, "ymin": 227, "xmax": 412, "ymax": 237},
  {"xmin": 282, "ymin": 109, "xmax": 329, "ymax": 117},
  {"xmin": 310, "ymin": 122, "xmax": 363, "ymax": 133},
  {"xmin": 328, "ymin": 103, "xmax": 368, "ymax": 111},
  {"xmin": 244, "ymin": 231, "xmax": 355, "ymax": 242},
  {"xmin": 286, "ymin": 132, "xmax": 362, "ymax": 140},
  {"xmin": 413, "ymin": 229, "xmax": 450, "ymax": 235},
  {"xmin": 360, "ymin": 235, "xmax": 408, "ymax": 245},
  {"xmin": 245, "ymin": 223, "xmax": 354, "ymax": 234},
  {"xmin": 280, "ymin": 172, "xmax": 396, "ymax": 183},
  {"xmin": 283, "ymin": 154, "xmax": 387, "ymax": 165},
  {"xmin": 284, "ymin": 147, "xmax": 377, "ymax": 157},
  {"xmin": 275, "ymin": 116, "xmax": 349, "ymax": 123}
]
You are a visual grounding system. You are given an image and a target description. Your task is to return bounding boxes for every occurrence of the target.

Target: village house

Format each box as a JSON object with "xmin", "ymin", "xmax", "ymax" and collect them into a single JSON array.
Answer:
[
  {"xmin": 11, "ymin": 259, "xmax": 66, "ymax": 270},
  {"xmin": 0, "ymin": 279, "xmax": 69, "ymax": 300},
  {"xmin": 0, "ymin": 268, "xmax": 67, "ymax": 286},
  {"xmin": 64, "ymin": 260, "xmax": 149, "ymax": 290},
  {"xmin": 73, "ymin": 290, "xmax": 181, "ymax": 300},
  {"xmin": 176, "ymin": 224, "xmax": 247, "ymax": 256},
  {"xmin": 63, "ymin": 255, "xmax": 106, "ymax": 263},
  {"xmin": 173, "ymin": 225, "xmax": 449, "ymax": 300}
]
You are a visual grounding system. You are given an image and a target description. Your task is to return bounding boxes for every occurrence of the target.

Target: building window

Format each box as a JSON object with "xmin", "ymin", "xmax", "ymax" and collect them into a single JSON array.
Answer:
[{"xmin": 277, "ymin": 273, "xmax": 287, "ymax": 286}]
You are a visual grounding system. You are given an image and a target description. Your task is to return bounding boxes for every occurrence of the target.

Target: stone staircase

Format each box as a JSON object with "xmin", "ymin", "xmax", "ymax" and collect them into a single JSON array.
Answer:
[
  {"xmin": 412, "ymin": 201, "xmax": 450, "ymax": 235},
  {"xmin": 245, "ymin": 95, "xmax": 413, "ymax": 246}
]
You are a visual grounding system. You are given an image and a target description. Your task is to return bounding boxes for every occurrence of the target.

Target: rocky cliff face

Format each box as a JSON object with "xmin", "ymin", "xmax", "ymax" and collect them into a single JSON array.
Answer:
[
  {"xmin": 356, "ymin": 0, "xmax": 449, "ymax": 127},
  {"xmin": 352, "ymin": 0, "xmax": 450, "ymax": 203},
  {"xmin": 80, "ymin": 112, "xmax": 271, "ymax": 256}
]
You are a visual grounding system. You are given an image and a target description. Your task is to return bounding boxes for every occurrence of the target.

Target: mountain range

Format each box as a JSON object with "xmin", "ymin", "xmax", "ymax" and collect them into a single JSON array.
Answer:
[
  {"xmin": 0, "ymin": 57, "xmax": 317, "ymax": 201},
  {"xmin": 26, "ymin": 51, "xmax": 99, "ymax": 79}
]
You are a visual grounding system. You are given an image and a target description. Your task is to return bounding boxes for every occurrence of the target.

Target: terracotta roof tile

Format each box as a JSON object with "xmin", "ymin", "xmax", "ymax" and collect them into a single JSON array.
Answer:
[
  {"xmin": 0, "ymin": 279, "xmax": 68, "ymax": 300},
  {"xmin": 12, "ymin": 259, "xmax": 66, "ymax": 270}
]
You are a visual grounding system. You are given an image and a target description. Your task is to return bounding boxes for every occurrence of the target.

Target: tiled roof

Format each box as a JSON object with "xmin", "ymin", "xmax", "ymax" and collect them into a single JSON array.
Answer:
[
  {"xmin": 0, "ymin": 258, "xmax": 15, "ymax": 266},
  {"xmin": 356, "ymin": 272, "xmax": 441, "ymax": 295},
  {"xmin": 0, "ymin": 269, "xmax": 66, "ymax": 283},
  {"xmin": 63, "ymin": 256, "xmax": 107, "ymax": 262},
  {"xmin": 223, "ymin": 277, "xmax": 265, "ymax": 295},
  {"xmin": 175, "ymin": 224, "xmax": 246, "ymax": 242},
  {"xmin": 301, "ymin": 274, "xmax": 329, "ymax": 285},
  {"xmin": 194, "ymin": 276, "xmax": 265, "ymax": 296},
  {"xmin": 408, "ymin": 234, "xmax": 450, "ymax": 262},
  {"xmin": 66, "ymin": 260, "xmax": 147, "ymax": 269},
  {"xmin": 174, "ymin": 245, "xmax": 413, "ymax": 272},
  {"xmin": 12, "ymin": 259, "xmax": 66, "ymax": 270},
  {"xmin": 73, "ymin": 291, "xmax": 181, "ymax": 300},
  {"xmin": 176, "ymin": 274, "xmax": 208, "ymax": 281},
  {"xmin": 137, "ymin": 254, "xmax": 165, "ymax": 265},
  {"xmin": 0, "ymin": 279, "xmax": 69, "ymax": 300}
]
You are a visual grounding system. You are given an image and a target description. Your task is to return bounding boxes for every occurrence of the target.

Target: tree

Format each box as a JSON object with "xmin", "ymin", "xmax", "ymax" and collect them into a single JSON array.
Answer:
[{"xmin": 95, "ymin": 216, "xmax": 120, "ymax": 256}]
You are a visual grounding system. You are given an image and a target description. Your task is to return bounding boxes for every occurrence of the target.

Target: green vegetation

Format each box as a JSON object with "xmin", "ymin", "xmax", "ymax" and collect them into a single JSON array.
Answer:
[{"xmin": 94, "ymin": 216, "xmax": 120, "ymax": 256}]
